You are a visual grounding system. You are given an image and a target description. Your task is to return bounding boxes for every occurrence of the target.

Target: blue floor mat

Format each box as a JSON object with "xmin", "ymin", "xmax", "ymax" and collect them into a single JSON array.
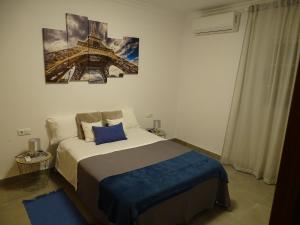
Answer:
[{"xmin": 23, "ymin": 189, "xmax": 88, "ymax": 225}]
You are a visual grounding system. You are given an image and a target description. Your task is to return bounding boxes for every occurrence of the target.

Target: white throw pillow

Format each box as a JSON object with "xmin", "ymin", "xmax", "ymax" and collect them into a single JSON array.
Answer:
[
  {"xmin": 46, "ymin": 115, "xmax": 77, "ymax": 145},
  {"xmin": 107, "ymin": 118, "xmax": 128, "ymax": 134},
  {"xmin": 121, "ymin": 108, "xmax": 140, "ymax": 129},
  {"xmin": 81, "ymin": 121, "xmax": 103, "ymax": 142}
]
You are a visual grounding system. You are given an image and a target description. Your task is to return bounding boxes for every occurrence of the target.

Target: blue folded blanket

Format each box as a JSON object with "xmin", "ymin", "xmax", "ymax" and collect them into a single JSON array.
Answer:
[{"xmin": 98, "ymin": 151, "xmax": 228, "ymax": 225}]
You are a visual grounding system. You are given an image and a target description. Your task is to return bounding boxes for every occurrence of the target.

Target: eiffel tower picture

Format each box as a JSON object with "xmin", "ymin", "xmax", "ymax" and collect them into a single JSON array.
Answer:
[{"xmin": 42, "ymin": 13, "xmax": 139, "ymax": 84}]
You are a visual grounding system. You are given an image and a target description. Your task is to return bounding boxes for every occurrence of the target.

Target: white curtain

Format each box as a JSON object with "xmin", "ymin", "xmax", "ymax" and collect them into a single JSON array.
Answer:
[{"xmin": 221, "ymin": 0, "xmax": 300, "ymax": 184}]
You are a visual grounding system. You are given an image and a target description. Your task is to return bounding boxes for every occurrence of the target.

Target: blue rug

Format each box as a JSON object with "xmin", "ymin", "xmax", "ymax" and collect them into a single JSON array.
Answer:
[{"xmin": 23, "ymin": 189, "xmax": 88, "ymax": 225}]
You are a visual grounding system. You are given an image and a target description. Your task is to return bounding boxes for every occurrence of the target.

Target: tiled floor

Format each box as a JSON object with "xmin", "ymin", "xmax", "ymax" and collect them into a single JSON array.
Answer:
[
  {"xmin": 191, "ymin": 166, "xmax": 275, "ymax": 225},
  {"xmin": 0, "ymin": 166, "xmax": 275, "ymax": 225}
]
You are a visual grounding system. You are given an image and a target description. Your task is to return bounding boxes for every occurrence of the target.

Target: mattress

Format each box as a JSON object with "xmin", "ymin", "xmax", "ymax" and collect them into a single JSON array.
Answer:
[{"xmin": 55, "ymin": 128, "xmax": 164, "ymax": 189}]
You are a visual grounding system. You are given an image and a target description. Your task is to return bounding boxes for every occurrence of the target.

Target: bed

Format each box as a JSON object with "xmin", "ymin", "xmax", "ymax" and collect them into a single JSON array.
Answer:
[
  {"xmin": 48, "ymin": 109, "xmax": 230, "ymax": 225},
  {"xmin": 54, "ymin": 126, "xmax": 230, "ymax": 225}
]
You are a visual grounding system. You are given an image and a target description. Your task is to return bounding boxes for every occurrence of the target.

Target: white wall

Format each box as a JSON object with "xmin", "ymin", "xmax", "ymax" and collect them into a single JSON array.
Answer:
[
  {"xmin": 0, "ymin": 0, "xmax": 183, "ymax": 179},
  {"xmin": 175, "ymin": 12, "xmax": 247, "ymax": 155}
]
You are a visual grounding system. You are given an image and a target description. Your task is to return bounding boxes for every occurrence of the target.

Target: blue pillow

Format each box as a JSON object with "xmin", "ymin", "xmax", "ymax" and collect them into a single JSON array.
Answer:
[{"xmin": 92, "ymin": 123, "xmax": 127, "ymax": 145}]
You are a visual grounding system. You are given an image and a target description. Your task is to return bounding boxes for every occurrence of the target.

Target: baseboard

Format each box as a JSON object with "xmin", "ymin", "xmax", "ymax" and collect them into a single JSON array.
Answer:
[{"xmin": 171, "ymin": 138, "xmax": 221, "ymax": 160}]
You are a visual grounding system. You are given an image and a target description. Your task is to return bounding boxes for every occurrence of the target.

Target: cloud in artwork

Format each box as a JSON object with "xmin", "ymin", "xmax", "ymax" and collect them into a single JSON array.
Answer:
[
  {"xmin": 106, "ymin": 38, "xmax": 123, "ymax": 51},
  {"xmin": 66, "ymin": 18, "xmax": 79, "ymax": 36},
  {"xmin": 44, "ymin": 40, "xmax": 68, "ymax": 52},
  {"xmin": 66, "ymin": 13, "xmax": 89, "ymax": 48},
  {"xmin": 98, "ymin": 22, "xmax": 108, "ymax": 40},
  {"xmin": 43, "ymin": 28, "xmax": 67, "ymax": 53},
  {"xmin": 89, "ymin": 20, "xmax": 108, "ymax": 41},
  {"xmin": 115, "ymin": 37, "xmax": 139, "ymax": 63}
]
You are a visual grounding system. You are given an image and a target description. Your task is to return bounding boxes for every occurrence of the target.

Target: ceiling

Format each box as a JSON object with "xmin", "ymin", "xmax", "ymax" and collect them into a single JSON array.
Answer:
[{"xmin": 144, "ymin": 0, "xmax": 255, "ymax": 12}]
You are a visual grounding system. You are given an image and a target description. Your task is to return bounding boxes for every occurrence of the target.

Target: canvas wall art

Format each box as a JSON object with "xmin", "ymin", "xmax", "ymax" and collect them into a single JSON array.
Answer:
[
  {"xmin": 42, "ymin": 13, "xmax": 139, "ymax": 84},
  {"xmin": 42, "ymin": 28, "xmax": 69, "ymax": 83},
  {"xmin": 88, "ymin": 20, "xmax": 108, "ymax": 83},
  {"xmin": 106, "ymin": 37, "xmax": 139, "ymax": 77},
  {"xmin": 66, "ymin": 13, "xmax": 89, "ymax": 81}
]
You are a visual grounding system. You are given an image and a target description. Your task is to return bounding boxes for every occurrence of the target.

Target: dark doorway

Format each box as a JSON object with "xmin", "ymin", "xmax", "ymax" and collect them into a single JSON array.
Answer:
[{"xmin": 269, "ymin": 59, "xmax": 300, "ymax": 225}]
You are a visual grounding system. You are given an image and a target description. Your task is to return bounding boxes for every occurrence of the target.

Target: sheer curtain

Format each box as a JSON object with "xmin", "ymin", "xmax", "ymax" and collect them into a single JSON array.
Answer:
[{"xmin": 221, "ymin": 0, "xmax": 300, "ymax": 184}]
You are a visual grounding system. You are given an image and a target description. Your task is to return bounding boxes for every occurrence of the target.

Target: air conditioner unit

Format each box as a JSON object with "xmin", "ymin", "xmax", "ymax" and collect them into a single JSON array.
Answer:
[{"xmin": 192, "ymin": 12, "xmax": 241, "ymax": 35}]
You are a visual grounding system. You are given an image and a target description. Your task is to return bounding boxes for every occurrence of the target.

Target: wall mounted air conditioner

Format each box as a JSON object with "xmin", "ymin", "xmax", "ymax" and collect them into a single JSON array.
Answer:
[{"xmin": 192, "ymin": 12, "xmax": 241, "ymax": 35}]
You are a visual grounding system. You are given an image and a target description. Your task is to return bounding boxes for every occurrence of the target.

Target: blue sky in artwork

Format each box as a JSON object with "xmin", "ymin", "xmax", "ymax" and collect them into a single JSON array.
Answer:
[{"xmin": 122, "ymin": 38, "xmax": 139, "ymax": 63}]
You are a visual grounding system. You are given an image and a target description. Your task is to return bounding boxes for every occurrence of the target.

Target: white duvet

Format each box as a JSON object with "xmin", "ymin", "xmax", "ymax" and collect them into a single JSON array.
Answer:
[{"xmin": 55, "ymin": 128, "xmax": 164, "ymax": 189}]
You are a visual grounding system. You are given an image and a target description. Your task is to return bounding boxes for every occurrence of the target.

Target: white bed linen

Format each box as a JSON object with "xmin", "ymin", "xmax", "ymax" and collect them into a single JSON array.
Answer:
[{"xmin": 55, "ymin": 128, "xmax": 164, "ymax": 189}]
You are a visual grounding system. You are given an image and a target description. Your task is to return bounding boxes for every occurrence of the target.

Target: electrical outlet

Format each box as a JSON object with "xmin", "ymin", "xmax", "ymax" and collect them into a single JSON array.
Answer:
[
  {"xmin": 145, "ymin": 113, "xmax": 153, "ymax": 118},
  {"xmin": 17, "ymin": 128, "xmax": 32, "ymax": 136}
]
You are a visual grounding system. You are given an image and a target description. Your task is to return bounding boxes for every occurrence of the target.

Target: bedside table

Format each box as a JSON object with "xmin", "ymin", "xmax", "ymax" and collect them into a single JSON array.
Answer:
[
  {"xmin": 15, "ymin": 151, "xmax": 52, "ymax": 175},
  {"xmin": 146, "ymin": 128, "xmax": 167, "ymax": 138}
]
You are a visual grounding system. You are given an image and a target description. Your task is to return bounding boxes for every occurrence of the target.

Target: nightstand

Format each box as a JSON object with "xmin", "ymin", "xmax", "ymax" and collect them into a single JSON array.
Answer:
[
  {"xmin": 15, "ymin": 151, "xmax": 52, "ymax": 175},
  {"xmin": 146, "ymin": 128, "xmax": 167, "ymax": 138}
]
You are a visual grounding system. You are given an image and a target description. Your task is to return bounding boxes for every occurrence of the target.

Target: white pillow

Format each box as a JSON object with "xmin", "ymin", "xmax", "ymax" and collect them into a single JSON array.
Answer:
[
  {"xmin": 107, "ymin": 118, "xmax": 128, "ymax": 134},
  {"xmin": 121, "ymin": 108, "xmax": 140, "ymax": 129},
  {"xmin": 81, "ymin": 121, "xmax": 103, "ymax": 142},
  {"xmin": 46, "ymin": 115, "xmax": 77, "ymax": 145}
]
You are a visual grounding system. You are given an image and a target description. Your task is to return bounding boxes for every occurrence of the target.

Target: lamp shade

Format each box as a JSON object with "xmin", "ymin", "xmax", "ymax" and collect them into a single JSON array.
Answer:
[{"xmin": 28, "ymin": 138, "xmax": 41, "ymax": 152}]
